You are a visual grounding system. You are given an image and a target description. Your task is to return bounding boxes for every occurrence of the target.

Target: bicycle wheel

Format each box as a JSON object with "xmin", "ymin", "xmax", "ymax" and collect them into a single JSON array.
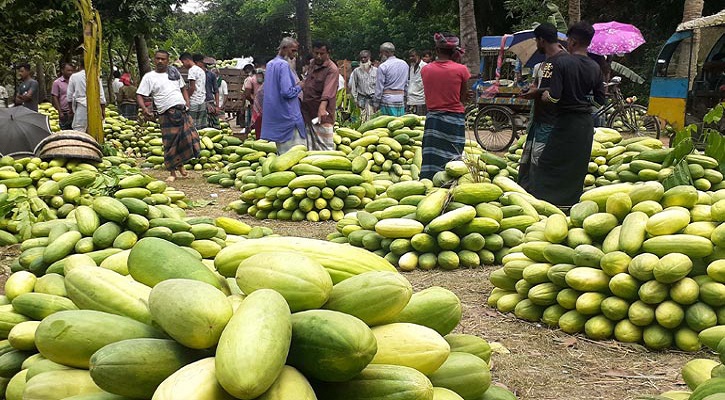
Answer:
[
  {"xmin": 607, "ymin": 104, "xmax": 661, "ymax": 139},
  {"xmin": 473, "ymin": 106, "xmax": 517, "ymax": 152}
]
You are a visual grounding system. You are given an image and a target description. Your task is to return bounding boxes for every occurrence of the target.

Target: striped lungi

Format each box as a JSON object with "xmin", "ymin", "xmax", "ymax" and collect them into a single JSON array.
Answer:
[
  {"xmin": 380, "ymin": 101, "xmax": 405, "ymax": 117},
  {"xmin": 159, "ymin": 106, "xmax": 201, "ymax": 171},
  {"xmin": 189, "ymin": 103, "xmax": 208, "ymax": 129},
  {"xmin": 420, "ymin": 111, "xmax": 466, "ymax": 180}
]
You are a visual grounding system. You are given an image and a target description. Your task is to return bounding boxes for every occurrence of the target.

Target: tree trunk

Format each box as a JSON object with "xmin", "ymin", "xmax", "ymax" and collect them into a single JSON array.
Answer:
[
  {"xmin": 296, "ymin": 0, "xmax": 311, "ymax": 58},
  {"xmin": 134, "ymin": 34, "xmax": 152, "ymax": 77},
  {"xmin": 35, "ymin": 62, "xmax": 47, "ymax": 103},
  {"xmin": 677, "ymin": 0, "xmax": 704, "ymax": 87},
  {"xmin": 107, "ymin": 34, "xmax": 115, "ymax": 105},
  {"xmin": 568, "ymin": 0, "xmax": 580, "ymax": 24},
  {"xmin": 459, "ymin": 0, "xmax": 478, "ymax": 75}
]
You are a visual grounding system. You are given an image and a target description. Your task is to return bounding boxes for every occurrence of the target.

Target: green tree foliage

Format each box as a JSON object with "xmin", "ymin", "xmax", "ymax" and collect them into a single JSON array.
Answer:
[
  {"xmin": 191, "ymin": 0, "xmax": 295, "ymax": 62},
  {"xmin": 0, "ymin": 0, "xmax": 79, "ymax": 84}
]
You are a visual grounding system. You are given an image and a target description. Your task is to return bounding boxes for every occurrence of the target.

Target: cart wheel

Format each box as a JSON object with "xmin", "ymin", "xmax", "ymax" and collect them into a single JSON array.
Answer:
[
  {"xmin": 473, "ymin": 106, "xmax": 517, "ymax": 152},
  {"xmin": 607, "ymin": 104, "xmax": 661, "ymax": 139}
]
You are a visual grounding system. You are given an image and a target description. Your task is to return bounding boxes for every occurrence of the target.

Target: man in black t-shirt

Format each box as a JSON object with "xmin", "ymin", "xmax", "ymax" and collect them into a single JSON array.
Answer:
[
  {"xmin": 529, "ymin": 21, "xmax": 606, "ymax": 207},
  {"xmin": 518, "ymin": 23, "xmax": 566, "ymax": 191}
]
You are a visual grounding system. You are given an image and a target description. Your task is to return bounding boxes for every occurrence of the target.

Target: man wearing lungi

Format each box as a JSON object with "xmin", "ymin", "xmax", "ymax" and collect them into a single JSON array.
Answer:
[
  {"xmin": 374, "ymin": 42, "xmax": 408, "ymax": 117},
  {"xmin": 137, "ymin": 50, "xmax": 201, "ymax": 182},
  {"xmin": 529, "ymin": 22, "xmax": 606, "ymax": 206},
  {"xmin": 419, "ymin": 33, "xmax": 470, "ymax": 180}
]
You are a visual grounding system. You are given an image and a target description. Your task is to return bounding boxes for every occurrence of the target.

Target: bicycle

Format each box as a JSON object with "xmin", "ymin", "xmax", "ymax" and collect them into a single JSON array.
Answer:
[
  {"xmin": 472, "ymin": 77, "xmax": 662, "ymax": 152},
  {"xmin": 593, "ymin": 76, "xmax": 662, "ymax": 139}
]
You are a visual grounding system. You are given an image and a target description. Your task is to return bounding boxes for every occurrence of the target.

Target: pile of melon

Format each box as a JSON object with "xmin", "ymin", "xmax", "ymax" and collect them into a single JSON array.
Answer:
[
  {"xmin": 0, "ymin": 231, "xmax": 515, "ymax": 400},
  {"xmin": 488, "ymin": 182, "xmax": 724, "ymax": 350}
]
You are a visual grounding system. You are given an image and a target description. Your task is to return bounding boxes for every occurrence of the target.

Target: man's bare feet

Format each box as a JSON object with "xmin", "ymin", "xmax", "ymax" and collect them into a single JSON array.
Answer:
[{"xmin": 178, "ymin": 167, "xmax": 188, "ymax": 178}]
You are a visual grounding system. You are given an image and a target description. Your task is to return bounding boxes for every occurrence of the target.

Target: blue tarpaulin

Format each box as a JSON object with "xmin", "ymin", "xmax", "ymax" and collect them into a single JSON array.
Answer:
[{"xmin": 481, "ymin": 36, "xmax": 513, "ymax": 51}]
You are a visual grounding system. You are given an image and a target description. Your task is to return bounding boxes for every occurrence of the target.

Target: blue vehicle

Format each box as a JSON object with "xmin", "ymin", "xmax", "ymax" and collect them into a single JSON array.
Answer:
[{"xmin": 649, "ymin": 9, "xmax": 725, "ymax": 130}]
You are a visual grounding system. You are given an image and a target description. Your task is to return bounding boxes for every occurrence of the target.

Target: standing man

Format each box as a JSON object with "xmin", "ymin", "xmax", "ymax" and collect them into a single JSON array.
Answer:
[
  {"xmin": 67, "ymin": 59, "xmax": 106, "ymax": 132},
  {"xmin": 136, "ymin": 50, "xmax": 200, "ymax": 183},
  {"xmin": 517, "ymin": 23, "xmax": 566, "ymax": 190},
  {"xmin": 419, "ymin": 33, "xmax": 470, "ymax": 179},
  {"xmin": 180, "ymin": 52, "xmax": 207, "ymax": 129},
  {"xmin": 250, "ymin": 68, "xmax": 265, "ymax": 139},
  {"xmin": 349, "ymin": 50, "xmax": 377, "ymax": 123},
  {"xmin": 212, "ymin": 68, "xmax": 228, "ymax": 119},
  {"xmin": 250, "ymin": 68, "xmax": 264, "ymax": 139},
  {"xmin": 200, "ymin": 57, "xmax": 220, "ymax": 129},
  {"xmin": 51, "ymin": 63, "xmax": 75, "ymax": 130},
  {"xmin": 261, "ymin": 37, "xmax": 306, "ymax": 154},
  {"xmin": 242, "ymin": 64, "xmax": 263, "ymax": 133},
  {"xmin": 14, "ymin": 63, "xmax": 39, "ymax": 112},
  {"xmin": 529, "ymin": 22, "xmax": 606, "ymax": 207},
  {"xmin": 117, "ymin": 73, "xmax": 138, "ymax": 120},
  {"xmin": 111, "ymin": 70, "xmax": 123, "ymax": 103},
  {"xmin": 301, "ymin": 40, "xmax": 339, "ymax": 151},
  {"xmin": 407, "ymin": 49, "xmax": 427, "ymax": 116},
  {"xmin": 374, "ymin": 42, "xmax": 409, "ymax": 116}
]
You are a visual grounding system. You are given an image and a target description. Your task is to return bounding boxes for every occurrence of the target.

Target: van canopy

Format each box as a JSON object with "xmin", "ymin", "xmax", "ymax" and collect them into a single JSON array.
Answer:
[{"xmin": 677, "ymin": 9, "xmax": 725, "ymax": 31}]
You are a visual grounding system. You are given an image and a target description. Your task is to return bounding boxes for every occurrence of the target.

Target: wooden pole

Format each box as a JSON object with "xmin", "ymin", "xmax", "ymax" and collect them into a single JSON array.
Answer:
[{"xmin": 75, "ymin": 0, "xmax": 104, "ymax": 143}]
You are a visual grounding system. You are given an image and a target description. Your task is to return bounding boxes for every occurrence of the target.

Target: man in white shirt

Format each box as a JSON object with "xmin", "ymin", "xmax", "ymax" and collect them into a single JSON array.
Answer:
[
  {"xmin": 407, "ymin": 49, "xmax": 427, "ymax": 116},
  {"xmin": 66, "ymin": 60, "xmax": 106, "ymax": 132},
  {"xmin": 137, "ymin": 50, "xmax": 199, "ymax": 182},
  {"xmin": 180, "ymin": 52, "xmax": 207, "ymax": 129},
  {"xmin": 349, "ymin": 50, "xmax": 377, "ymax": 122},
  {"xmin": 111, "ymin": 70, "xmax": 123, "ymax": 103}
]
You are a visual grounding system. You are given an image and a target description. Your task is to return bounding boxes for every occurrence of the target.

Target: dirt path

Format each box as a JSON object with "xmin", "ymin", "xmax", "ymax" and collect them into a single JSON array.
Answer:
[{"xmin": 0, "ymin": 167, "xmax": 709, "ymax": 400}]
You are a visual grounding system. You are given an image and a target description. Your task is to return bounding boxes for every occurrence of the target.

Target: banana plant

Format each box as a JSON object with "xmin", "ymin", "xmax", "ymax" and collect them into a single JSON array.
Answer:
[{"xmin": 75, "ymin": 0, "xmax": 104, "ymax": 143}]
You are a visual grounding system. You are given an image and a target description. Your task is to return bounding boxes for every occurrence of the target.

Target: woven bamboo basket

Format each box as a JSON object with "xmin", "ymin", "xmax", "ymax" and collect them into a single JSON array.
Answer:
[{"xmin": 34, "ymin": 131, "xmax": 103, "ymax": 162}]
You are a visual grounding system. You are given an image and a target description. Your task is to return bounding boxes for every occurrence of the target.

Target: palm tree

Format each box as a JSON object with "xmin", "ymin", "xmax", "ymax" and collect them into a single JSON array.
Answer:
[
  {"xmin": 677, "ymin": 0, "xmax": 704, "ymax": 84},
  {"xmin": 459, "ymin": 0, "xmax": 478, "ymax": 75},
  {"xmin": 568, "ymin": 0, "xmax": 580, "ymax": 24}
]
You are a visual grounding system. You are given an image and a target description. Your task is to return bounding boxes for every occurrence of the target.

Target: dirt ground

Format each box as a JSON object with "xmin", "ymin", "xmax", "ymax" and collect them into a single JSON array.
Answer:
[{"xmin": 0, "ymin": 167, "xmax": 710, "ymax": 400}]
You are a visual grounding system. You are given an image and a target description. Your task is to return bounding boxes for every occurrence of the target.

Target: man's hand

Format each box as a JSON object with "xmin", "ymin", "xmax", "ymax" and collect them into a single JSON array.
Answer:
[
  {"xmin": 541, "ymin": 90, "xmax": 554, "ymax": 103},
  {"xmin": 141, "ymin": 108, "xmax": 154, "ymax": 119},
  {"xmin": 317, "ymin": 108, "xmax": 329, "ymax": 123},
  {"xmin": 518, "ymin": 88, "xmax": 538, "ymax": 99}
]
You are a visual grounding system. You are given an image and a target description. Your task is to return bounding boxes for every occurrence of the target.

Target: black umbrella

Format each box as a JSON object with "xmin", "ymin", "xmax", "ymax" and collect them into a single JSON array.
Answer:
[{"xmin": 0, "ymin": 107, "xmax": 52, "ymax": 155}]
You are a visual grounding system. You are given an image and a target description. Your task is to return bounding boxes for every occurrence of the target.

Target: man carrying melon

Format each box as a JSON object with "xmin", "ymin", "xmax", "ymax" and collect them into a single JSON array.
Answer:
[{"xmin": 136, "ymin": 50, "xmax": 201, "ymax": 182}]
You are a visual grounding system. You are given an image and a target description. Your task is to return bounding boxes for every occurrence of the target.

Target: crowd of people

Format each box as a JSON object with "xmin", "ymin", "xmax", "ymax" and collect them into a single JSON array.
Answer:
[{"xmin": 8, "ymin": 23, "xmax": 606, "ymax": 208}]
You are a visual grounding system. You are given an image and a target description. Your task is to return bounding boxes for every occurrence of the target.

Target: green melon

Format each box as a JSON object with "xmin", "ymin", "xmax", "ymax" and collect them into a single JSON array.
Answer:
[
  {"xmin": 288, "ymin": 310, "xmax": 376, "ymax": 382},
  {"xmin": 393, "ymin": 287, "xmax": 462, "ymax": 336},
  {"xmin": 148, "ymin": 279, "xmax": 233, "ymax": 349},
  {"xmin": 323, "ymin": 271, "xmax": 412, "ymax": 326},
  {"xmin": 428, "ymin": 352, "xmax": 491, "ymax": 400},
  {"xmin": 89, "ymin": 338, "xmax": 208, "ymax": 399},
  {"xmin": 614, "ymin": 319, "xmax": 642, "ymax": 343},
  {"xmin": 235, "ymin": 251, "xmax": 333, "ymax": 312}
]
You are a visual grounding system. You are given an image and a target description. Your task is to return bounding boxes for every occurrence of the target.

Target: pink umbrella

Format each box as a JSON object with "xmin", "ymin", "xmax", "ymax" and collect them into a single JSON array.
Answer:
[{"xmin": 589, "ymin": 21, "xmax": 646, "ymax": 56}]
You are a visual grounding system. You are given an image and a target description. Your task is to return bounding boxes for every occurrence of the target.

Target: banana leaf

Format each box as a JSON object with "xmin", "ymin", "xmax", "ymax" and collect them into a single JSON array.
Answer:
[{"xmin": 611, "ymin": 61, "xmax": 645, "ymax": 84}]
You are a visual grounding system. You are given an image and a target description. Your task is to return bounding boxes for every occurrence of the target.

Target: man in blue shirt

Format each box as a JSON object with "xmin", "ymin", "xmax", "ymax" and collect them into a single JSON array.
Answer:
[{"xmin": 261, "ymin": 37, "xmax": 306, "ymax": 154}]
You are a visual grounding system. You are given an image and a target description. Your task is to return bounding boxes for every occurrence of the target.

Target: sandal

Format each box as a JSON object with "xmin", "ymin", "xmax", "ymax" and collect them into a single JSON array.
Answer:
[{"xmin": 165, "ymin": 176, "xmax": 176, "ymax": 183}]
